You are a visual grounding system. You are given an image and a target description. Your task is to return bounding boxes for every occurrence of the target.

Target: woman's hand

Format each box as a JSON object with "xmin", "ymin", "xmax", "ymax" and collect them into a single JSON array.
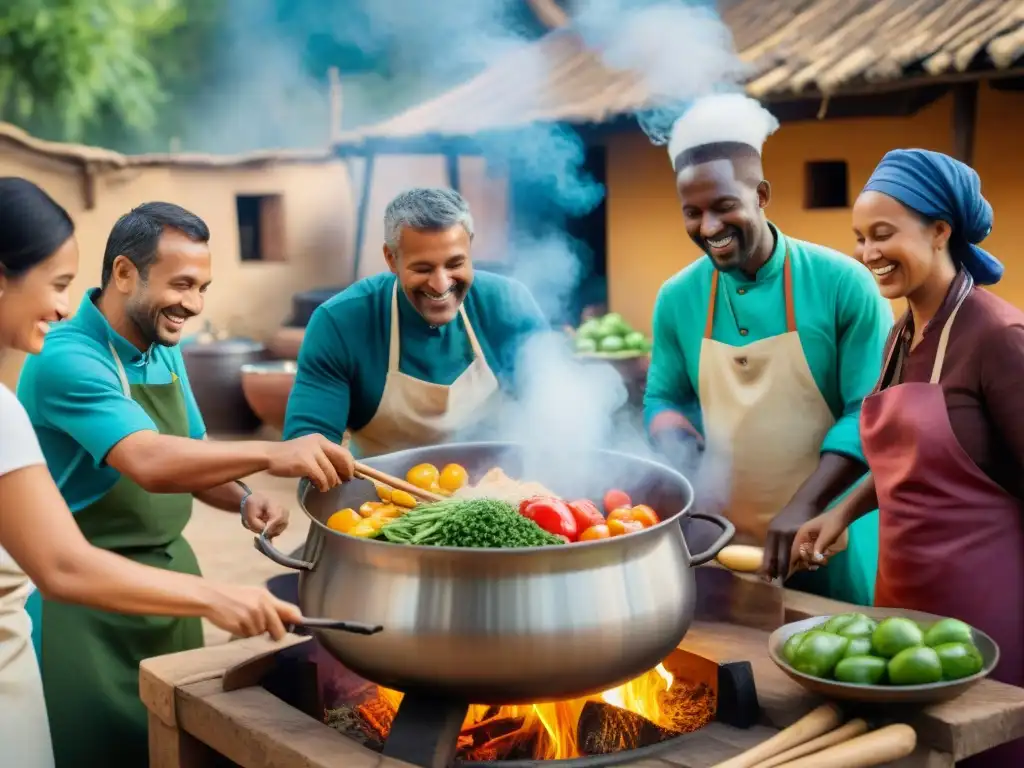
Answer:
[
  {"xmin": 790, "ymin": 506, "xmax": 850, "ymax": 573},
  {"xmin": 201, "ymin": 583, "xmax": 303, "ymax": 640}
]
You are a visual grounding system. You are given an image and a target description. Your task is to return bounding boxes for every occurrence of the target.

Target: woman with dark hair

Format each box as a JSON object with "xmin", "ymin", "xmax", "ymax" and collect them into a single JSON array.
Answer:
[
  {"xmin": 792, "ymin": 149, "xmax": 1024, "ymax": 765},
  {"xmin": 0, "ymin": 177, "xmax": 302, "ymax": 768}
]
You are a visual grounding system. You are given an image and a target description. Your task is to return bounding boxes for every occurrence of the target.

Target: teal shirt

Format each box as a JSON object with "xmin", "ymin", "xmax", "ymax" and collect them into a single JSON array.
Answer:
[
  {"xmin": 284, "ymin": 271, "xmax": 548, "ymax": 445},
  {"xmin": 644, "ymin": 225, "xmax": 894, "ymax": 461},
  {"xmin": 17, "ymin": 288, "xmax": 207, "ymax": 513}
]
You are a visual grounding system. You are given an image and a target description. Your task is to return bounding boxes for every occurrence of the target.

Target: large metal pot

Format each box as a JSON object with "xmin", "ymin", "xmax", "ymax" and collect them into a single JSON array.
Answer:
[{"xmin": 255, "ymin": 441, "xmax": 733, "ymax": 705}]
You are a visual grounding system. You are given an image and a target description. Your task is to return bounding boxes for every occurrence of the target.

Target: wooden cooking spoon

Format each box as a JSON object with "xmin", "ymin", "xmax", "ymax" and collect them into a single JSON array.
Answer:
[{"xmin": 352, "ymin": 462, "xmax": 444, "ymax": 504}]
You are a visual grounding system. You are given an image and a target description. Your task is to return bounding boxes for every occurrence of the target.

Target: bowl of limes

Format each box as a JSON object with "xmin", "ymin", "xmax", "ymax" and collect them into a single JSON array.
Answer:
[
  {"xmin": 570, "ymin": 312, "xmax": 652, "ymax": 359},
  {"xmin": 768, "ymin": 612, "xmax": 999, "ymax": 704}
]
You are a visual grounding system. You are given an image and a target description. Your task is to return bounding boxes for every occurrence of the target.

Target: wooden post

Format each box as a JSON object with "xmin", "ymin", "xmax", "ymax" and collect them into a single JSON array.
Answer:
[
  {"xmin": 328, "ymin": 67, "xmax": 343, "ymax": 143},
  {"xmin": 951, "ymin": 82, "xmax": 978, "ymax": 166}
]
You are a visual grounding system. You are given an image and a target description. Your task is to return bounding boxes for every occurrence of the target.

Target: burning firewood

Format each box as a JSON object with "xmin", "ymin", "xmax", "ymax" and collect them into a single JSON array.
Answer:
[
  {"xmin": 658, "ymin": 681, "xmax": 716, "ymax": 734},
  {"xmin": 577, "ymin": 701, "xmax": 682, "ymax": 755}
]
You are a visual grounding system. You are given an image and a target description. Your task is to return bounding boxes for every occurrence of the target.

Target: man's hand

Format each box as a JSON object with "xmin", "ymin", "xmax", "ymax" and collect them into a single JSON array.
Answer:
[
  {"xmin": 760, "ymin": 499, "xmax": 819, "ymax": 581},
  {"xmin": 242, "ymin": 493, "xmax": 290, "ymax": 538},
  {"xmin": 266, "ymin": 434, "xmax": 355, "ymax": 491}
]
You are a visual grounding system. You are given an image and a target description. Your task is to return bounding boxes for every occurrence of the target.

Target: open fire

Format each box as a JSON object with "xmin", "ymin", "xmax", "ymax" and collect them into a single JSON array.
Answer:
[{"xmin": 325, "ymin": 659, "xmax": 716, "ymax": 762}]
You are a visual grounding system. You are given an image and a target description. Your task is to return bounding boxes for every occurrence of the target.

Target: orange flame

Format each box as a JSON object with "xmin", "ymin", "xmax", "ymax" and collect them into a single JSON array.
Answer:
[{"xmin": 374, "ymin": 663, "xmax": 682, "ymax": 760}]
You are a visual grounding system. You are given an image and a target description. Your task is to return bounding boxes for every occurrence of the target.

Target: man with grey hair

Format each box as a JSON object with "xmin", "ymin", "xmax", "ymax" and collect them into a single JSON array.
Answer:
[{"xmin": 284, "ymin": 187, "xmax": 548, "ymax": 457}]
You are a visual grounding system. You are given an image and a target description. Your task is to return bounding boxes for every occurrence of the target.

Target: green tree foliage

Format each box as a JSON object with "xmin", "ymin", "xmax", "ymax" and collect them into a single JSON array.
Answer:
[{"xmin": 0, "ymin": 0, "xmax": 212, "ymax": 144}]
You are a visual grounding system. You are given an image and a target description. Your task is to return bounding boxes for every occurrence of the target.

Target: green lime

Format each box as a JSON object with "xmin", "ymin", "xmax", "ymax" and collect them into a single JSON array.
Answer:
[
  {"xmin": 872, "ymin": 617, "xmax": 924, "ymax": 659},
  {"xmin": 575, "ymin": 336, "xmax": 598, "ymax": 354},
  {"xmin": 577, "ymin": 319, "xmax": 602, "ymax": 340},
  {"xmin": 790, "ymin": 631, "xmax": 849, "ymax": 679},
  {"xmin": 924, "ymin": 618, "xmax": 974, "ymax": 648},
  {"xmin": 598, "ymin": 335, "xmax": 625, "ymax": 353},
  {"xmin": 888, "ymin": 646, "xmax": 943, "ymax": 685},
  {"xmin": 843, "ymin": 637, "xmax": 874, "ymax": 658},
  {"xmin": 822, "ymin": 613, "xmax": 866, "ymax": 634},
  {"xmin": 782, "ymin": 631, "xmax": 807, "ymax": 664},
  {"xmin": 933, "ymin": 642, "xmax": 984, "ymax": 680},
  {"xmin": 838, "ymin": 617, "xmax": 878, "ymax": 639},
  {"xmin": 835, "ymin": 655, "xmax": 887, "ymax": 685},
  {"xmin": 623, "ymin": 330, "xmax": 647, "ymax": 351}
]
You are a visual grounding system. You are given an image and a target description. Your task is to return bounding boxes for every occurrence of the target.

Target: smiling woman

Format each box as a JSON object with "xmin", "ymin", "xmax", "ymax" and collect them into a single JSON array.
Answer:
[{"xmin": 795, "ymin": 149, "xmax": 1024, "ymax": 766}]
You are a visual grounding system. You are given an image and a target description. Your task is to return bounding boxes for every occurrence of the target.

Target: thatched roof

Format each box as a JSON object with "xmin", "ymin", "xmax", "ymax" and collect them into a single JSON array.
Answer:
[
  {"xmin": 0, "ymin": 122, "xmax": 332, "ymax": 169},
  {"xmin": 334, "ymin": 0, "xmax": 1024, "ymax": 145}
]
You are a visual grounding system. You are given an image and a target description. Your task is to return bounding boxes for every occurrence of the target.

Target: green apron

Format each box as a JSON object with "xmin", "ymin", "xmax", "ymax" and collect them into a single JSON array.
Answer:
[{"xmin": 37, "ymin": 343, "xmax": 204, "ymax": 768}]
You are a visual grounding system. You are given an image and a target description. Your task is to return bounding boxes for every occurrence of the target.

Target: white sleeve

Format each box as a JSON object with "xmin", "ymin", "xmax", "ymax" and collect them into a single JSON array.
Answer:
[{"xmin": 0, "ymin": 384, "xmax": 45, "ymax": 476}]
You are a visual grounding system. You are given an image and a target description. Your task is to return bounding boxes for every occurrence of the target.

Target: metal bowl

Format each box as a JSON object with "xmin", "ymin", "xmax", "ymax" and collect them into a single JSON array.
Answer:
[
  {"xmin": 768, "ymin": 614, "xmax": 1000, "ymax": 704},
  {"xmin": 255, "ymin": 441, "xmax": 734, "ymax": 705}
]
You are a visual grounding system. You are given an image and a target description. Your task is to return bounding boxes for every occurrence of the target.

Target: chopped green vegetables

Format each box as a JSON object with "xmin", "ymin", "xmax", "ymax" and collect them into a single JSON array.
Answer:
[{"xmin": 378, "ymin": 498, "xmax": 563, "ymax": 548}]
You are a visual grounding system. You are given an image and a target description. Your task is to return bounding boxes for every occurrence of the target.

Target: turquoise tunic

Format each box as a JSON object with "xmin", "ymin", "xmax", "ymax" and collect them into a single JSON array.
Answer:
[
  {"xmin": 283, "ymin": 271, "xmax": 547, "ymax": 450},
  {"xmin": 644, "ymin": 225, "xmax": 894, "ymax": 605},
  {"xmin": 17, "ymin": 288, "xmax": 207, "ymax": 513}
]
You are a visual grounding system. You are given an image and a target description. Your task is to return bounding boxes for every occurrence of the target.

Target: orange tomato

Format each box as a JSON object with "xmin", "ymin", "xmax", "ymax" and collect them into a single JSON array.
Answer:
[
  {"xmin": 608, "ymin": 519, "xmax": 644, "ymax": 537},
  {"xmin": 607, "ymin": 507, "xmax": 633, "ymax": 523},
  {"xmin": 326, "ymin": 508, "xmax": 361, "ymax": 533},
  {"xmin": 359, "ymin": 501, "xmax": 384, "ymax": 517},
  {"xmin": 406, "ymin": 463, "xmax": 440, "ymax": 490},
  {"xmin": 629, "ymin": 505, "xmax": 660, "ymax": 528},
  {"xmin": 579, "ymin": 524, "xmax": 611, "ymax": 541},
  {"xmin": 439, "ymin": 464, "xmax": 469, "ymax": 492},
  {"xmin": 373, "ymin": 504, "xmax": 403, "ymax": 519}
]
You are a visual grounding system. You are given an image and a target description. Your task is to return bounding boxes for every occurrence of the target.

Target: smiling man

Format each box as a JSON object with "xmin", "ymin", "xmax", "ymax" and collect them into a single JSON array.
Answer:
[
  {"xmin": 644, "ymin": 94, "xmax": 893, "ymax": 604},
  {"xmin": 284, "ymin": 187, "xmax": 548, "ymax": 458},
  {"xmin": 16, "ymin": 202, "xmax": 355, "ymax": 767}
]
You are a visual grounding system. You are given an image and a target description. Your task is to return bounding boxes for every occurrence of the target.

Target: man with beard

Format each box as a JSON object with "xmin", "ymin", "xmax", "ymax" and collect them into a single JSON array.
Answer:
[
  {"xmin": 15, "ymin": 202, "xmax": 355, "ymax": 767},
  {"xmin": 284, "ymin": 186, "xmax": 548, "ymax": 459},
  {"xmin": 644, "ymin": 94, "xmax": 892, "ymax": 604}
]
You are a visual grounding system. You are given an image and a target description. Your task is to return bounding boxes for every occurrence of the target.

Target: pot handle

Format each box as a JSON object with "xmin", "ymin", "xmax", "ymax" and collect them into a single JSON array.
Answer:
[
  {"xmin": 292, "ymin": 618, "xmax": 383, "ymax": 635},
  {"xmin": 685, "ymin": 512, "xmax": 736, "ymax": 567},
  {"xmin": 253, "ymin": 530, "xmax": 315, "ymax": 571}
]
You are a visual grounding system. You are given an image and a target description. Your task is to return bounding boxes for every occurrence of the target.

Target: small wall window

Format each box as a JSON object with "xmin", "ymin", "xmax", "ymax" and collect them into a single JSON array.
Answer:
[
  {"xmin": 236, "ymin": 194, "xmax": 285, "ymax": 262},
  {"xmin": 804, "ymin": 161, "xmax": 849, "ymax": 209}
]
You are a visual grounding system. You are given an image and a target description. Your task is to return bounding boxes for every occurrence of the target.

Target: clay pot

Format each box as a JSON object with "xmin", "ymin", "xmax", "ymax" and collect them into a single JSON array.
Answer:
[
  {"xmin": 181, "ymin": 335, "xmax": 268, "ymax": 434},
  {"xmin": 241, "ymin": 360, "xmax": 298, "ymax": 432},
  {"xmin": 266, "ymin": 326, "xmax": 305, "ymax": 360}
]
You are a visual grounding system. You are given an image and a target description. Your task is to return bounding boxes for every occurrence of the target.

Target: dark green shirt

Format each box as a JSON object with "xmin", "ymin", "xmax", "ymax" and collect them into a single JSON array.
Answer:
[{"xmin": 283, "ymin": 271, "xmax": 547, "ymax": 445}]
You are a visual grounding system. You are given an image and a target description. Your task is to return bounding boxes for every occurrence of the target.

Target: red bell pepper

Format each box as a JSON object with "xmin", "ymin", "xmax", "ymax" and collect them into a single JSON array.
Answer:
[
  {"xmin": 522, "ymin": 498, "xmax": 578, "ymax": 541},
  {"xmin": 567, "ymin": 499, "xmax": 605, "ymax": 532}
]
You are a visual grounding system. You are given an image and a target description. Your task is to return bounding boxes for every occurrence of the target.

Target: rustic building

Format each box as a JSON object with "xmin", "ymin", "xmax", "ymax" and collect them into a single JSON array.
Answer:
[{"xmin": 0, "ymin": 123, "xmax": 357, "ymax": 387}]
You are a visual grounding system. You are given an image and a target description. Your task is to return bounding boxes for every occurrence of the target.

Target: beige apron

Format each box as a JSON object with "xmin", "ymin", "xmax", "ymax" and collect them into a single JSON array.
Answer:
[
  {"xmin": 0, "ymin": 580, "xmax": 55, "ymax": 768},
  {"xmin": 697, "ymin": 247, "xmax": 837, "ymax": 546},
  {"xmin": 349, "ymin": 284, "xmax": 501, "ymax": 457}
]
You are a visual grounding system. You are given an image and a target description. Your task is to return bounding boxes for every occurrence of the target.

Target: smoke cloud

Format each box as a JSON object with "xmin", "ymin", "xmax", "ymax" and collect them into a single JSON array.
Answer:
[{"xmin": 192, "ymin": 0, "xmax": 747, "ymax": 507}]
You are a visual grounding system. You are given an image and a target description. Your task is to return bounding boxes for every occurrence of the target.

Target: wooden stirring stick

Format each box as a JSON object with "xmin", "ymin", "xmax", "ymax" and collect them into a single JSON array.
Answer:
[
  {"xmin": 710, "ymin": 704, "xmax": 844, "ymax": 768},
  {"xmin": 768, "ymin": 723, "xmax": 917, "ymax": 768},
  {"xmin": 755, "ymin": 719, "xmax": 869, "ymax": 767},
  {"xmin": 353, "ymin": 462, "xmax": 445, "ymax": 503}
]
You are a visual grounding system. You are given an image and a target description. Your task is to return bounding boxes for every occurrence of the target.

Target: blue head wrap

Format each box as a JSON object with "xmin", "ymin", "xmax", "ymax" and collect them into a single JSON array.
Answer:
[{"xmin": 862, "ymin": 148, "xmax": 1002, "ymax": 285}]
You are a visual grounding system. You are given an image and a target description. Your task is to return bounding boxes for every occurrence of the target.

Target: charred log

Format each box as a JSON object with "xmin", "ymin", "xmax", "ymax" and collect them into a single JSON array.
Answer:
[{"xmin": 577, "ymin": 701, "xmax": 681, "ymax": 755}]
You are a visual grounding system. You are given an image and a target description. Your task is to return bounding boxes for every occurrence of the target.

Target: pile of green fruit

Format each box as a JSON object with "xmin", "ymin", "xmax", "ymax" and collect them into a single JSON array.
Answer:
[
  {"xmin": 572, "ymin": 312, "xmax": 652, "ymax": 356},
  {"xmin": 782, "ymin": 614, "xmax": 985, "ymax": 686}
]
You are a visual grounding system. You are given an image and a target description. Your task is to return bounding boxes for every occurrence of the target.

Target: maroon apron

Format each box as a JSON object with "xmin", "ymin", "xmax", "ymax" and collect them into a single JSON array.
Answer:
[{"xmin": 861, "ymin": 290, "xmax": 1024, "ymax": 766}]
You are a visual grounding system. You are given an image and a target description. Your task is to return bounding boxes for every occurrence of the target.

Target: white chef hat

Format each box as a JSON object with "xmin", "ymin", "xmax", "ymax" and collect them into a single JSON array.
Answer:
[{"xmin": 667, "ymin": 93, "xmax": 780, "ymax": 171}]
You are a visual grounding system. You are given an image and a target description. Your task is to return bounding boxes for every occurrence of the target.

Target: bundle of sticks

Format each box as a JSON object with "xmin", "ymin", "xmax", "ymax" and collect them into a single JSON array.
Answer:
[{"xmin": 710, "ymin": 703, "xmax": 917, "ymax": 768}]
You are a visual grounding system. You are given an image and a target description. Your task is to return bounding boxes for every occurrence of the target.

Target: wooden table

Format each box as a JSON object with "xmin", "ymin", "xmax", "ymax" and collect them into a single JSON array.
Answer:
[{"xmin": 141, "ymin": 590, "xmax": 1024, "ymax": 768}]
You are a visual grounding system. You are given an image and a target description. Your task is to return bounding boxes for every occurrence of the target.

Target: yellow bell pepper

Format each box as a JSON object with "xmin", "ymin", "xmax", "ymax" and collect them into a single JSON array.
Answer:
[{"xmin": 326, "ymin": 508, "xmax": 361, "ymax": 533}]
